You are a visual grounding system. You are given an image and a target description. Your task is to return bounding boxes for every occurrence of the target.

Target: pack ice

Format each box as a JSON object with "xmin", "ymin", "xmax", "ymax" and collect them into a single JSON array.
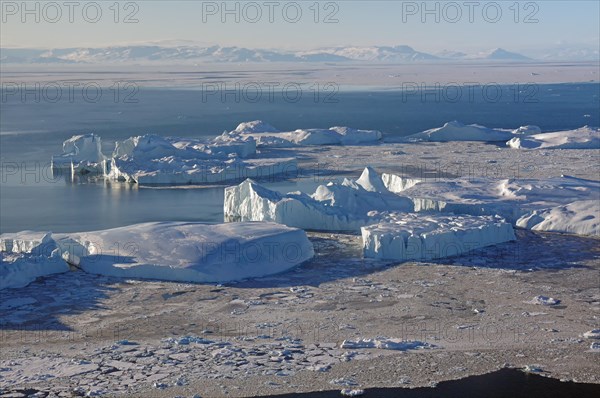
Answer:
[
  {"xmin": 233, "ymin": 120, "xmax": 382, "ymax": 147},
  {"xmin": 1, "ymin": 232, "xmax": 69, "ymax": 289},
  {"xmin": 506, "ymin": 126, "xmax": 600, "ymax": 149},
  {"xmin": 56, "ymin": 222, "xmax": 314, "ymax": 283},
  {"xmin": 224, "ymin": 167, "xmax": 413, "ymax": 231}
]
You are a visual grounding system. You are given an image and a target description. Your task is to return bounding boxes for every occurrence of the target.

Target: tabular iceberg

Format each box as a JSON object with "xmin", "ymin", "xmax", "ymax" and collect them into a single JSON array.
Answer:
[
  {"xmin": 506, "ymin": 126, "xmax": 600, "ymax": 149},
  {"xmin": 224, "ymin": 167, "xmax": 413, "ymax": 231},
  {"xmin": 361, "ymin": 213, "xmax": 516, "ymax": 261},
  {"xmin": 232, "ymin": 120, "xmax": 382, "ymax": 147},
  {"xmin": 56, "ymin": 222, "xmax": 314, "ymax": 283},
  {"xmin": 1, "ymin": 232, "xmax": 70, "ymax": 290}
]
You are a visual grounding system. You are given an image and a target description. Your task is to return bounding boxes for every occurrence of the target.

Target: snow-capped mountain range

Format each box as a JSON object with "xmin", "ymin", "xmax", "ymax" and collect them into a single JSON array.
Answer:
[{"xmin": 1, "ymin": 44, "xmax": 590, "ymax": 64}]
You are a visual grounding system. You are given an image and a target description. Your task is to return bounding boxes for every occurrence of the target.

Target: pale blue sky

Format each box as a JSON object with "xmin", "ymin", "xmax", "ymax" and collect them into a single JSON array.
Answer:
[{"xmin": 2, "ymin": 0, "xmax": 599, "ymax": 53}]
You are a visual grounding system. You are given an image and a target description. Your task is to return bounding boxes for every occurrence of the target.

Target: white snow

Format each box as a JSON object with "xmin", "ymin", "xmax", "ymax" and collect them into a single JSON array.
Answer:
[
  {"xmin": 507, "ymin": 126, "xmax": 600, "ymax": 149},
  {"xmin": 361, "ymin": 213, "xmax": 515, "ymax": 261},
  {"xmin": 233, "ymin": 121, "xmax": 382, "ymax": 147},
  {"xmin": 51, "ymin": 134, "xmax": 106, "ymax": 173},
  {"xmin": 340, "ymin": 338, "xmax": 435, "ymax": 351},
  {"xmin": 527, "ymin": 296, "xmax": 561, "ymax": 306},
  {"xmin": 404, "ymin": 121, "xmax": 515, "ymax": 142},
  {"xmin": 57, "ymin": 222, "xmax": 314, "ymax": 283},
  {"xmin": 224, "ymin": 167, "xmax": 413, "ymax": 231},
  {"xmin": 0, "ymin": 232, "xmax": 69, "ymax": 289}
]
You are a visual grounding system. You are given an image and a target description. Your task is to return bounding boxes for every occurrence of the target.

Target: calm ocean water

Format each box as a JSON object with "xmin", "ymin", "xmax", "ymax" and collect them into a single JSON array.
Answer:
[{"xmin": 1, "ymin": 83, "xmax": 598, "ymax": 233}]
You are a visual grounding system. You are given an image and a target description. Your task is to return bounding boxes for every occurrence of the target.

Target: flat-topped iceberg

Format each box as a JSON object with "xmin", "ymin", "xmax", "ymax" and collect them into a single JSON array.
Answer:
[
  {"xmin": 361, "ymin": 213, "xmax": 516, "ymax": 261},
  {"xmin": 51, "ymin": 134, "xmax": 106, "ymax": 173},
  {"xmin": 382, "ymin": 173, "xmax": 600, "ymax": 235},
  {"xmin": 224, "ymin": 167, "xmax": 413, "ymax": 231},
  {"xmin": 506, "ymin": 126, "xmax": 600, "ymax": 149},
  {"xmin": 404, "ymin": 121, "xmax": 516, "ymax": 142},
  {"xmin": 232, "ymin": 120, "xmax": 382, "ymax": 147},
  {"xmin": 57, "ymin": 222, "xmax": 314, "ymax": 283},
  {"xmin": 1, "ymin": 232, "xmax": 69, "ymax": 289}
]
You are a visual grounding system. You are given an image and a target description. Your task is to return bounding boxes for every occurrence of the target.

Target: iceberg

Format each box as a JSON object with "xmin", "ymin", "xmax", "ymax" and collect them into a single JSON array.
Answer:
[
  {"xmin": 56, "ymin": 222, "xmax": 314, "ymax": 283},
  {"xmin": 232, "ymin": 120, "xmax": 382, "ymax": 147},
  {"xmin": 404, "ymin": 121, "xmax": 515, "ymax": 142},
  {"xmin": 516, "ymin": 200, "xmax": 600, "ymax": 236},
  {"xmin": 51, "ymin": 134, "xmax": 106, "ymax": 174},
  {"xmin": 382, "ymin": 173, "xmax": 600, "ymax": 235},
  {"xmin": 506, "ymin": 126, "xmax": 600, "ymax": 149},
  {"xmin": 361, "ymin": 213, "xmax": 516, "ymax": 261},
  {"xmin": 224, "ymin": 167, "xmax": 413, "ymax": 231},
  {"xmin": 1, "ymin": 232, "xmax": 69, "ymax": 289}
]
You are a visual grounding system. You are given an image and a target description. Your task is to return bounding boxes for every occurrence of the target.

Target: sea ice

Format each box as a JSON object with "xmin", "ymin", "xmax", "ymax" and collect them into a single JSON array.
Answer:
[
  {"xmin": 0, "ymin": 232, "xmax": 69, "ymax": 289},
  {"xmin": 506, "ymin": 126, "xmax": 600, "ymax": 149},
  {"xmin": 224, "ymin": 167, "xmax": 413, "ymax": 231},
  {"xmin": 56, "ymin": 222, "xmax": 314, "ymax": 283},
  {"xmin": 361, "ymin": 213, "xmax": 516, "ymax": 261}
]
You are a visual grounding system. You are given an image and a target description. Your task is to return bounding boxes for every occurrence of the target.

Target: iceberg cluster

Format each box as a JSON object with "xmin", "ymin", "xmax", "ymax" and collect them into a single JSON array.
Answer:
[
  {"xmin": 233, "ymin": 120, "xmax": 382, "ymax": 147},
  {"xmin": 403, "ymin": 121, "xmax": 516, "ymax": 142},
  {"xmin": 506, "ymin": 126, "xmax": 600, "ymax": 149},
  {"xmin": 225, "ymin": 167, "xmax": 519, "ymax": 260},
  {"xmin": 1, "ymin": 222, "xmax": 314, "ymax": 289},
  {"xmin": 225, "ymin": 167, "xmax": 413, "ymax": 231}
]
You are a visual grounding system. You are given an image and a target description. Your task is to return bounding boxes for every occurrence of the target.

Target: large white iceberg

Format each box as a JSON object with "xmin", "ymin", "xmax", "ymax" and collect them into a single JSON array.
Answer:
[
  {"xmin": 506, "ymin": 126, "xmax": 600, "ymax": 149},
  {"xmin": 56, "ymin": 222, "xmax": 314, "ymax": 283},
  {"xmin": 233, "ymin": 120, "xmax": 382, "ymax": 147},
  {"xmin": 224, "ymin": 167, "xmax": 413, "ymax": 231},
  {"xmin": 382, "ymin": 173, "xmax": 600, "ymax": 235},
  {"xmin": 516, "ymin": 200, "xmax": 600, "ymax": 236},
  {"xmin": 1, "ymin": 232, "xmax": 69, "ymax": 289},
  {"xmin": 404, "ymin": 121, "xmax": 516, "ymax": 142},
  {"xmin": 361, "ymin": 213, "xmax": 516, "ymax": 261},
  {"xmin": 51, "ymin": 134, "xmax": 106, "ymax": 173},
  {"xmin": 107, "ymin": 134, "xmax": 296, "ymax": 185}
]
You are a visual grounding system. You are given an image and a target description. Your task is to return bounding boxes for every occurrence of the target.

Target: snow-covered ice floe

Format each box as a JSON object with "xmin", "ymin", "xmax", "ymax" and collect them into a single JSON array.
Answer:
[
  {"xmin": 0, "ymin": 232, "xmax": 69, "ymax": 289},
  {"xmin": 224, "ymin": 167, "xmax": 413, "ymax": 231},
  {"xmin": 233, "ymin": 120, "xmax": 382, "ymax": 147},
  {"xmin": 361, "ymin": 213, "xmax": 516, "ymax": 261},
  {"xmin": 57, "ymin": 222, "xmax": 314, "ymax": 283},
  {"xmin": 507, "ymin": 126, "xmax": 600, "ymax": 149},
  {"xmin": 383, "ymin": 173, "xmax": 600, "ymax": 236},
  {"xmin": 340, "ymin": 338, "xmax": 436, "ymax": 351},
  {"xmin": 403, "ymin": 120, "xmax": 519, "ymax": 142}
]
